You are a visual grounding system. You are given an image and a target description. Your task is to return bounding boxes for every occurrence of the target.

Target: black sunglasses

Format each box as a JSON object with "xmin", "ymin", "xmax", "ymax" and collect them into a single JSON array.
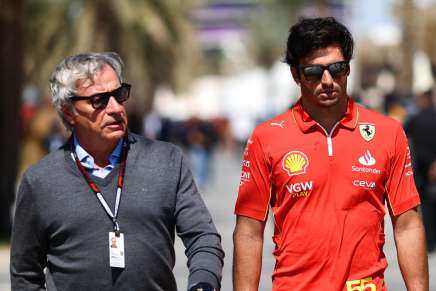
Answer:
[
  {"xmin": 70, "ymin": 83, "xmax": 131, "ymax": 110},
  {"xmin": 301, "ymin": 61, "xmax": 349, "ymax": 81}
]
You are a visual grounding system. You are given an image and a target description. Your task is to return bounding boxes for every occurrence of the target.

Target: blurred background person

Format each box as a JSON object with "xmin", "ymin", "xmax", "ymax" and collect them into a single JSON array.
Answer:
[
  {"xmin": 184, "ymin": 117, "xmax": 219, "ymax": 189},
  {"xmin": 405, "ymin": 88, "xmax": 436, "ymax": 252}
]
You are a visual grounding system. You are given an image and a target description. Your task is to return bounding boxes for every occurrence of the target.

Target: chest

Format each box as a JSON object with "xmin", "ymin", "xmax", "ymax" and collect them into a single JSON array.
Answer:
[
  {"xmin": 39, "ymin": 170, "xmax": 177, "ymax": 243},
  {"xmin": 268, "ymin": 128, "xmax": 390, "ymax": 209}
]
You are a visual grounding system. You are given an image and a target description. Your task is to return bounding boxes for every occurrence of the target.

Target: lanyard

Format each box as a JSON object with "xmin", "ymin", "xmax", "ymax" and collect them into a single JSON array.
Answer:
[{"xmin": 71, "ymin": 136, "xmax": 128, "ymax": 233}]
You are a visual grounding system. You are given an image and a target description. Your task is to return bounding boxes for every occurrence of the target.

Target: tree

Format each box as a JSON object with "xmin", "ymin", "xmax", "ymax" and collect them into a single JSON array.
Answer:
[
  {"xmin": 248, "ymin": 0, "xmax": 305, "ymax": 68},
  {"xmin": 0, "ymin": 0, "xmax": 24, "ymax": 238},
  {"xmin": 1, "ymin": 0, "xmax": 200, "ymax": 239},
  {"xmin": 23, "ymin": 0, "xmax": 200, "ymax": 113}
]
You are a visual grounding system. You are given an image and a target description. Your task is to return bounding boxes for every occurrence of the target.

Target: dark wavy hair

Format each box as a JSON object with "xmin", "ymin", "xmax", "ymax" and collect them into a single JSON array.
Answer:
[{"xmin": 284, "ymin": 17, "xmax": 354, "ymax": 67}]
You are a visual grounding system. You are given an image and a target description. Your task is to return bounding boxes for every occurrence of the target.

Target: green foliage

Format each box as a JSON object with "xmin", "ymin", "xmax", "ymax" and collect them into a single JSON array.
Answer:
[
  {"xmin": 22, "ymin": 0, "xmax": 201, "ymax": 112},
  {"xmin": 247, "ymin": 0, "xmax": 305, "ymax": 68}
]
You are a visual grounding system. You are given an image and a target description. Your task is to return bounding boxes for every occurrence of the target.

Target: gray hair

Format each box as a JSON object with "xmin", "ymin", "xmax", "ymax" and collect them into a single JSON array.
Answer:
[{"xmin": 49, "ymin": 52, "xmax": 124, "ymax": 129}]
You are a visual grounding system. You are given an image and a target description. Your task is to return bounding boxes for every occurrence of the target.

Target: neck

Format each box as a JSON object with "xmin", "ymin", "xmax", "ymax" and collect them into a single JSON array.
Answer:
[
  {"xmin": 302, "ymin": 97, "xmax": 348, "ymax": 133},
  {"xmin": 74, "ymin": 134, "xmax": 119, "ymax": 168}
]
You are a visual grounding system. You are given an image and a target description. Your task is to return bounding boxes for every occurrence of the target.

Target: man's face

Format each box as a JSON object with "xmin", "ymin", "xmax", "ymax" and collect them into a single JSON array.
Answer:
[
  {"xmin": 64, "ymin": 64, "xmax": 128, "ymax": 144},
  {"xmin": 292, "ymin": 45, "xmax": 349, "ymax": 108}
]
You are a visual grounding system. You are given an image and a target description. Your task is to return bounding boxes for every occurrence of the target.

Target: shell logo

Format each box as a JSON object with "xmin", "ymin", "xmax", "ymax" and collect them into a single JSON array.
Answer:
[{"xmin": 282, "ymin": 151, "xmax": 309, "ymax": 176}]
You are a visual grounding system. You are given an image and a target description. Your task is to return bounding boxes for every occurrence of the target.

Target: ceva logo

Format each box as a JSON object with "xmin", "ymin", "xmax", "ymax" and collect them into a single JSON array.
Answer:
[{"xmin": 353, "ymin": 180, "xmax": 376, "ymax": 189}]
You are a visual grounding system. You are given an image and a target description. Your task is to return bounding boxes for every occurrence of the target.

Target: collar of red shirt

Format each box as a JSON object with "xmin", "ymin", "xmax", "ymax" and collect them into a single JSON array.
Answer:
[{"xmin": 291, "ymin": 97, "xmax": 359, "ymax": 133}]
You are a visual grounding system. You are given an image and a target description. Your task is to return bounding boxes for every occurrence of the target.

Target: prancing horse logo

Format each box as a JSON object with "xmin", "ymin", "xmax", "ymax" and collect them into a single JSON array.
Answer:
[{"xmin": 359, "ymin": 123, "xmax": 376, "ymax": 141}]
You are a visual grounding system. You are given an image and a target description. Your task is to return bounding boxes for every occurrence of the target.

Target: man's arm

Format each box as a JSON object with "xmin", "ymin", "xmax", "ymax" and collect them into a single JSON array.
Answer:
[
  {"xmin": 174, "ymin": 153, "xmax": 224, "ymax": 291},
  {"xmin": 233, "ymin": 215, "xmax": 266, "ymax": 291},
  {"xmin": 391, "ymin": 207, "xmax": 429, "ymax": 291},
  {"xmin": 10, "ymin": 175, "xmax": 47, "ymax": 290}
]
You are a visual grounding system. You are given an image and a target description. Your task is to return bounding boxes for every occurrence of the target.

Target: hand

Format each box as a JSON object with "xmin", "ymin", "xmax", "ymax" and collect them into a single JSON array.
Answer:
[{"xmin": 188, "ymin": 282, "xmax": 215, "ymax": 291}]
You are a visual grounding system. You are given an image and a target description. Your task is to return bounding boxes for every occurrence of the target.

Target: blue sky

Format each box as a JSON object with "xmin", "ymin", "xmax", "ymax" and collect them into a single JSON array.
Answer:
[
  {"xmin": 350, "ymin": 0, "xmax": 436, "ymax": 41},
  {"xmin": 349, "ymin": 0, "xmax": 398, "ymax": 40}
]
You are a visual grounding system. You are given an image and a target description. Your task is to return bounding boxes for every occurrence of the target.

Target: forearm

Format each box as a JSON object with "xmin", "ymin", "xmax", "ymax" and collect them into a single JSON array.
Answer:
[
  {"xmin": 11, "ymin": 177, "xmax": 47, "ymax": 291},
  {"xmin": 10, "ymin": 230, "xmax": 47, "ymax": 290},
  {"xmin": 233, "ymin": 226, "xmax": 263, "ymax": 291},
  {"xmin": 10, "ymin": 272, "xmax": 46, "ymax": 291},
  {"xmin": 393, "ymin": 210, "xmax": 429, "ymax": 291},
  {"xmin": 175, "ymin": 153, "xmax": 225, "ymax": 289},
  {"xmin": 186, "ymin": 234, "xmax": 224, "ymax": 290}
]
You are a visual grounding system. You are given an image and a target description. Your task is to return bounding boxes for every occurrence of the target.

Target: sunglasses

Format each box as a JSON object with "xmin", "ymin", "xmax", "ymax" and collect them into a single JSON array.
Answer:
[
  {"xmin": 70, "ymin": 83, "xmax": 131, "ymax": 110},
  {"xmin": 301, "ymin": 61, "xmax": 349, "ymax": 81}
]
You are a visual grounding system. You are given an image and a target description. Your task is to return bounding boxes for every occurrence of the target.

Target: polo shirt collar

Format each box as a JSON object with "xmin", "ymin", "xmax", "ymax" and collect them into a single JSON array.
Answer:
[{"xmin": 291, "ymin": 97, "xmax": 359, "ymax": 133}]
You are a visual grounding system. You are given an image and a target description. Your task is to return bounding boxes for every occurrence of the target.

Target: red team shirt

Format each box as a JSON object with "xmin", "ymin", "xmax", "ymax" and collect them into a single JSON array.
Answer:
[{"xmin": 235, "ymin": 98, "xmax": 420, "ymax": 291}]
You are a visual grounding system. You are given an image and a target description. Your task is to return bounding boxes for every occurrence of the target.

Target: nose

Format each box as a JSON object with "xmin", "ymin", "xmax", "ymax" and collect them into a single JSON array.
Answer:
[
  {"xmin": 105, "ymin": 96, "xmax": 124, "ymax": 114},
  {"xmin": 321, "ymin": 69, "xmax": 334, "ymax": 88}
]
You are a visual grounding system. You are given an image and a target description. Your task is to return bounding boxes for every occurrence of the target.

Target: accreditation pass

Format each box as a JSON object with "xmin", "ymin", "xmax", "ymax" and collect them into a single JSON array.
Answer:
[{"xmin": 109, "ymin": 232, "xmax": 125, "ymax": 268}]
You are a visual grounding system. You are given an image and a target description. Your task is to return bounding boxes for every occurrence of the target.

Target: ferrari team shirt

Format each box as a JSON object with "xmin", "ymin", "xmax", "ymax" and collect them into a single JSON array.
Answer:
[{"xmin": 235, "ymin": 98, "xmax": 420, "ymax": 291}]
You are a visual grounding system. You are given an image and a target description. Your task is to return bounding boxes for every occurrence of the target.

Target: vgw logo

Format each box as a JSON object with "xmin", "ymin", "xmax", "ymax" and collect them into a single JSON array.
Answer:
[{"xmin": 286, "ymin": 181, "xmax": 313, "ymax": 198}]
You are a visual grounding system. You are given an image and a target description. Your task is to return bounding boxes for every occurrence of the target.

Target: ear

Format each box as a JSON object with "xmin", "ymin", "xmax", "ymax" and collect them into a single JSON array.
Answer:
[
  {"xmin": 290, "ymin": 67, "xmax": 300, "ymax": 85},
  {"xmin": 345, "ymin": 62, "xmax": 351, "ymax": 76},
  {"xmin": 61, "ymin": 105, "xmax": 75, "ymax": 126}
]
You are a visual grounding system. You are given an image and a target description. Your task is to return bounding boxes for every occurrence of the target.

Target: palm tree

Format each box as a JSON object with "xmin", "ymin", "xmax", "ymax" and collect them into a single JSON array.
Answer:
[
  {"xmin": 25, "ymin": 0, "xmax": 200, "ymax": 112},
  {"xmin": 248, "ymin": 0, "xmax": 305, "ymax": 68},
  {"xmin": 2, "ymin": 0, "xmax": 201, "ymax": 239}
]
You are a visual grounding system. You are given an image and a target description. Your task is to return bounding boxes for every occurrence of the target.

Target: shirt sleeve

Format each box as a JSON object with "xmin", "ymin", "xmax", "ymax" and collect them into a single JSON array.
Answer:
[
  {"xmin": 10, "ymin": 174, "xmax": 47, "ymax": 291},
  {"xmin": 174, "ymin": 151, "xmax": 224, "ymax": 290},
  {"xmin": 385, "ymin": 125, "xmax": 421, "ymax": 216},
  {"xmin": 234, "ymin": 130, "xmax": 271, "ymax": 221}
]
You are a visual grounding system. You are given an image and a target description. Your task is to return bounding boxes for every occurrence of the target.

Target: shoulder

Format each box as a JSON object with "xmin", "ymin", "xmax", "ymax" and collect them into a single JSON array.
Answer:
[
  {"xmin": 18, "ymin": 147, "xmax": 68, "ymax": 193},
  {"xmin": 23, "ymin": 148, "xmax": 67, "ymax": 180},
  {"xmin": 126, "ymin": 133, "xmax": 187, "ymax": 184},
  {"xmin": 128, "ymin": 132, "xmax": 184, "ymax": 164},
  {"xmin": 252, "ymin": 110, "xmax": 296, "ymax": 139},
  {"xmin": 356, "ymin": 103, "xmax": 404, "ymax": 134}
]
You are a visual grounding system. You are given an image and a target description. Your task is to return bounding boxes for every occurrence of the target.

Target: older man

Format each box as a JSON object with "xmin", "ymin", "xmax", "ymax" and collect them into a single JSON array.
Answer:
[{"xmin": 11, "ymin": 52, "xmax": 224, "ymax": 291}]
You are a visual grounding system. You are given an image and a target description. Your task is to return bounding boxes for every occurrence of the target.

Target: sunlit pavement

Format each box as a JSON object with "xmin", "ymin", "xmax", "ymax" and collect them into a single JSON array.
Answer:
[
  {"xmin": 0, "ymin": 246, "xmax": 9, "ymax": 291},
  {"xmin": 0, "ymin": 148, "xmax": 435, "ymax": 290}
]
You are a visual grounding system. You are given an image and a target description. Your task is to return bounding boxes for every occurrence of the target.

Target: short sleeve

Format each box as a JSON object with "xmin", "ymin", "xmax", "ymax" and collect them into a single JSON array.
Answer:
[
  {"xmin": 385, "ymin": 125, "xmax": 421, "ymax": 216},
  {"xmin": 234, "ymin": 130, "xmax": 271, "ymax": 221}
]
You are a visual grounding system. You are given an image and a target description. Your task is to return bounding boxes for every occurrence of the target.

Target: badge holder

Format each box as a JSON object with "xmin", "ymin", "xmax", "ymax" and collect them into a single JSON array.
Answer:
[{"xmin": 109, "ymin": 231, "xmax": 125, "ymax": 268}]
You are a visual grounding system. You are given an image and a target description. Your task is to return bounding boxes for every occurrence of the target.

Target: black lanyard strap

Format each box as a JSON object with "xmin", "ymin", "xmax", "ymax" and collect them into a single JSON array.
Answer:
[{"xmin": 71, "ymin": 135, "xmax": 128, "ymax": 232}]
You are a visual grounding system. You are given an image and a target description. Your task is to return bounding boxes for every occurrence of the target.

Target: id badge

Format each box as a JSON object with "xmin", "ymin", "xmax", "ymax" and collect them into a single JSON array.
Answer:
[{"xmin": 109, "ymin": 232, "xmax": 125, "ymax": 268}]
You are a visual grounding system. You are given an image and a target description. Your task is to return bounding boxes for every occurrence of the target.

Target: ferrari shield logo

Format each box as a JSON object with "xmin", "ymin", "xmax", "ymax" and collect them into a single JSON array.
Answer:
[{"xmin": 359, "ymin": 124, "xmax": 376, "ymax": 141}]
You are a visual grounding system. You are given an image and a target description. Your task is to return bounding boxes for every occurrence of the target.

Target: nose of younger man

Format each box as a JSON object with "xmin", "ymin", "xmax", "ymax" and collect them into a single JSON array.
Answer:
[{"xmin": 321, "ymin": 70, "xmax": 334, "ymax": 88}]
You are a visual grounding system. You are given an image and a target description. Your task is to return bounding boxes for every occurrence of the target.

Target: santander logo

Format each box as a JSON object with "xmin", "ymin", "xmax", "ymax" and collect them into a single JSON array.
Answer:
[{"xmin": 358, "ymin": 150, "xmax": 376, "ymax": 166}]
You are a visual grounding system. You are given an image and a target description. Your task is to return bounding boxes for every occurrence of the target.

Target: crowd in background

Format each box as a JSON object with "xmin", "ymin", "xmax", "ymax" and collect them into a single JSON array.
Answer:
[{"xmin": 18, "ymin": 86, "xmax": 436, "ymax": 252}]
